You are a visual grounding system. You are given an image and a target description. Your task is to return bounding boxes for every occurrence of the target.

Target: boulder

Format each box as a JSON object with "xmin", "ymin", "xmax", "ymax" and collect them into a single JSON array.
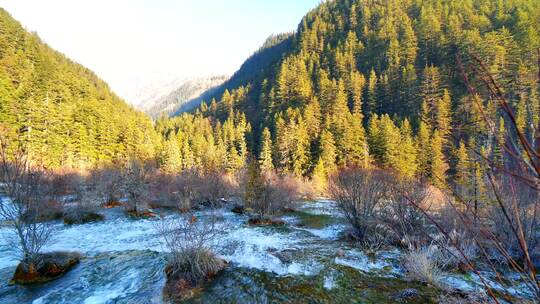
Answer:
[
  {"xmin": 63, "ymin": 212, "xmax": 104, "ymax": 225},
  {"xmin": 231, "ymin": 205, "xmax": 245, "ymax": 214},
  {"xmin": 11, "ymin": 251, "xmax": 81, "ymax": 285}
]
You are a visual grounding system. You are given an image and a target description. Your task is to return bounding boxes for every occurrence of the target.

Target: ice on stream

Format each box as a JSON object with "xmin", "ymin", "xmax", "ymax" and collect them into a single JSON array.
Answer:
[{"xmin": 0, "ymin": 200, "xmax": 532, "ymax": 303}]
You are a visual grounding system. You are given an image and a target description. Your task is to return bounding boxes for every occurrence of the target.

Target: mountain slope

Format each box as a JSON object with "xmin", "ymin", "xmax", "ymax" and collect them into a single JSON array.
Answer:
[
  {"xmin": 0, "ymin": 8, "xmax": 160, "ymax": 169},
  {"xmin": 163, "ymin": 0, "xmax": 539, "ymax": 182},
  {"xmin": 145, "ymin": 75, "xmax": 228, "ymax": 118}
]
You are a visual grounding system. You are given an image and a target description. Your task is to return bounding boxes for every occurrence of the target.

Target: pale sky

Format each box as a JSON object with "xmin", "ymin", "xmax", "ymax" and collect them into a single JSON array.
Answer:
[{"xmin": 0, "ymin": 0, "xmax": 320, "ymax": 105}]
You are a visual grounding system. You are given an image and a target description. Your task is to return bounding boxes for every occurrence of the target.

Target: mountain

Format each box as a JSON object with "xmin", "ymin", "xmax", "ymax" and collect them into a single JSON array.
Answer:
[
  {"xmin": 127, "ymin": 76, "xmax": 189, "ymax": 109},
  {"xmin": 0, "ymin": 8, "xmax": 160, "ymax": 169},
  {"xmin": 158, "ymin": 0, "xmax": 540, "ymax": 184},
  {"xmin": 144, "ymin": 75, "xmax": 228, "ymax": 118}
]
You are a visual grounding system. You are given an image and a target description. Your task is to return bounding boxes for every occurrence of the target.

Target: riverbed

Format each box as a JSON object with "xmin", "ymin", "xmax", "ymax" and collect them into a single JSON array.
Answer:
[{"xmin": 0, "ymin": 200, "xmax": 531, "ymax": 303}]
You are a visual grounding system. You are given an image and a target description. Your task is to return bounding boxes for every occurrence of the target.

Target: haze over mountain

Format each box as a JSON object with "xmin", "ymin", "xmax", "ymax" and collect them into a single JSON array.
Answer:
[
  {"xmin": 143, "ymin": 75, "xmax": 229, "ymax": 118},
  {"xmin": 0, "ymin": 0, "xmax": 320, "ymax": 106}
]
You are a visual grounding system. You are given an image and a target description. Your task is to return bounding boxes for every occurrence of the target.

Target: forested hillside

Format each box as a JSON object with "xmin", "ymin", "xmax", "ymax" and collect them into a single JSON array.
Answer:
[
  {"xmin": 158, "ymin": 0, "xmax": 540, "ymax": 191},
  {"xmin": 0, "ymin": 8, "xmax": 159, "ymax": 169}
]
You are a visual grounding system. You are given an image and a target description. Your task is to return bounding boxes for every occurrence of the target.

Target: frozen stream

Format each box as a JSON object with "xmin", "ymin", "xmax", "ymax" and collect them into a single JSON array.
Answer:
[{"xmin": 0, "ymin": 199, "xmax": 531, "ymax": 303}]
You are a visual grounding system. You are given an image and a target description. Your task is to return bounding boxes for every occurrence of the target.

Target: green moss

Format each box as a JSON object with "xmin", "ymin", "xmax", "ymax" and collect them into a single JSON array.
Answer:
[
  {"xmin": 187, "ymin": 264, "xmax": 442, "ymax": 303},
  {"xmin": 291, "ymin": 211, "xmax": 339, "ymax": 229}
]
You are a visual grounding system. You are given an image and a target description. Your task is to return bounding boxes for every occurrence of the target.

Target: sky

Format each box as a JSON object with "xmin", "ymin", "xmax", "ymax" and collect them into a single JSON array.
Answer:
[{"xmin": 0, "ymin": 0, "xmax": 320, "ymax": 105}]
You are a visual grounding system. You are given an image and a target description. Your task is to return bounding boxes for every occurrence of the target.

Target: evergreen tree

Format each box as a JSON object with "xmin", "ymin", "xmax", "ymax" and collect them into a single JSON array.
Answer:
[
  {"xmin": 318, "ymin": 129, "xmax": 337, "ymax": 174},
  {"xmin": 259, "ymin": 127, "xmax": 274, "ymax": 171},
  {"xmin": 430, "ymin": 130, "xmax": 448, "ymax": 188}
]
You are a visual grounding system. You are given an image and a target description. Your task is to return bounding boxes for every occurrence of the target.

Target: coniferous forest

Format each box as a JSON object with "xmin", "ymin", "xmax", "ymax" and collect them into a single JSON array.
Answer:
[
  {"xmin": 1, "ymin": 1, "xmax": 540, "ymax": 303},
  {"xmin": 0, "ymin": 8, "xmax": 159, "ymax": 169}
]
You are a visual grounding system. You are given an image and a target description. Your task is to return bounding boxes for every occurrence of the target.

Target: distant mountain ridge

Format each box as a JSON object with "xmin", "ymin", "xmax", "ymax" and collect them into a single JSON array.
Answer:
[{"xmin": 143, "ymin": 75, "xmax": 228, "ymax": 118}]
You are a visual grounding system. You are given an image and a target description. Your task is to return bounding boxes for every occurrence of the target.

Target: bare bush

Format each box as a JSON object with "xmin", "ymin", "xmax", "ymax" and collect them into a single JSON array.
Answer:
[
  {"xmin": 90, "ymin": 167, "xmax": 122, "ymax": 206},
  {"xmin": 191, "ymin": 171, "xmax": 233, "ymax": 208},
  {"xmin": 245, "ymin": 170, "xmax": 301, "ymax": 220},
  {"xmin": 148, "ymin": 170, "xmax": 234, "ymax": 212},
  {"xmin": 63, "ymin": 182, "xmax": 103, "ymax": 225},
  {"xmin": 0, "ymin": 138, "xmax": 53, "ymax": 265},
  {"xmin": 121, "ymin": 160, "xmax": 151, "ymax": 216},
  {"xmin": 488, "ymin": 177, "xmax": 539, "ymax": 262},
  {"xmin": 329, "ymin": 168, "xmax": 392, "ymax": 243},
  {"xmin": 381, "ymin": 178, "xmax": 430, "ymax": 246},
  {"xmin": 156, "ymin": 210, "xmax": 225, "ymax": 286}
]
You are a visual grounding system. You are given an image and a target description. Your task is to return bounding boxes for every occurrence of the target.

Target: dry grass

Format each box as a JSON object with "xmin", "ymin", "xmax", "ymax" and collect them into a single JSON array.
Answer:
[{"xmin": 403, "ymin": 245, "xmax": 448, "ymax": 288}]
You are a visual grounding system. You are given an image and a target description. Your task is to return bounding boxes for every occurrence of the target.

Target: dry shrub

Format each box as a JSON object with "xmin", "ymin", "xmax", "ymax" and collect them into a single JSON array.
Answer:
[
  {"xmin": 403, "ymin": 245, "xmax": 448, "ymax": 288},
  {"xmin": 191, "ymin": 171, "xmax": 234, "ymax": 207},
  {"xmin": 488, "ymin": 177, "xmax": 540, "ymax": 262},
  {"xmin": 245, "ymin": 171, "xmax": 302, "ymax": 220},
  {"xmin": 63, "ymin": 183, "xmax": 103, "ymax": 225},
  {"xmin": 381, "ymin": 178, "xmax": 430, "ymax": 247},
  {"xmin": 434, "ymin": 230, "xmax": 479, "ymax": 271},
  {"xmin": 157, "ymin": 211, "xmax": 225, "ymax": 286},
  {"xmin": 329, "ymin": 168, "xmax": 393, "ymax": 243},
  {"xmin": 147, "ymin": 172, "xmax": 184, "ymax": 210},
  {"xmin": 89, "ymin": 167, "xmax": 123, "ymax": 206},
  {"xmin": 48, "ymin": 169, "xmax": 81, "ymax": 199},
  {"xmin": 0, "ymin": 140, "xmax": 54, "ymax": 264},
  {"xmin": 121, "ymin": 160, "xmax": 152, "ymax": 216},
  {"xmin": 149, "ymin": 170, "xmax": 235, "ymax": 211}
]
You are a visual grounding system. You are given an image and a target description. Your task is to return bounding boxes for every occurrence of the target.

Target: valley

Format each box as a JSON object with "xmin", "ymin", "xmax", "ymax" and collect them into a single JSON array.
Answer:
[{"xmin": 0, "ymin": 0, "xmax": 539, "ymax": 303}]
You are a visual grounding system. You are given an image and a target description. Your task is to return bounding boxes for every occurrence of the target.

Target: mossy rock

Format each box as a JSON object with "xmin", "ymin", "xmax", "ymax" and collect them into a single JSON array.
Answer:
[
  {"xmin": 190, "ymin": 265, "xmax": 442, "ymax": 303},
  {"xmin": 247, "ymin": 217, "xmax": 286, "ymax": 227},
  {"xmin": 10, "ymin": 251, "xmax": 81, "ymax": 285},
  {"xmin": 63, "ymin": 212, "xmax": 104, "ymax": 225},
  {"xmin": 163, "ymin": 258, "xmax": 228, "ymax": 303}
]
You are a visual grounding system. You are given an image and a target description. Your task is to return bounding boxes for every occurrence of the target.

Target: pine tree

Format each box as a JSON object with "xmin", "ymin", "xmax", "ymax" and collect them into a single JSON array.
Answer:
[
  {"xmin": 430, "ymin": 130, "xmax": 448, "ymax": 188},
  {"xmin": 416, "ymin": 120, "xmax": 432, "ymax": 179},
  {"xmin": 292, "ymin": 116, "xmax": 310, "ymax": 177},
  {"xmin": 160, "ymin": 138, "xmax": 182, "ymax": 173},
  {"xmin": 259, "ymin": 127, "xmax": 274, "ymax": 172},
  {"xmin": 396, "ymin": 119, "xmax": 417, "ymax": 178},
  {"xmin": 312, "ymin": 157, "xmax": 328, "ymax": 194},
  {"xmin": 437, "ymin": 89, "xmax": 452, "ymax": 143},
  {"xmin": 366, "ymin": 69, "xmax": 378, "ymax": 116},
  {"xmin": 454, "ymin": 140, "xmax": 470, "ymax": 201},
  {"xmin": 318, "ymin": 129, "xmax": 337, "ymax": 174}
]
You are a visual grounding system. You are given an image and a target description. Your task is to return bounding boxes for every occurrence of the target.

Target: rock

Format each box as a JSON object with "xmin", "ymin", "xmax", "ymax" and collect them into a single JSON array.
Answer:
[
  {"xmin": 63, "ymin": 212, "xmax": 104, "ymax": 225},
  {"xmin": 127, "ymin": 210, "xmax": 157, "ymax": 219},
  {"xmin": 271, "ymin": 250, "xmax": 296, "ymax": 264},
  {"xmin": 103, "ymin": 201, "xmax": 123, "ymax": 209},
  {"xmin": 10, "ymin": 251, "xmax": 81, "ymax": 285},
  {"xmin": 336, "ymin": 249, "xmax": 345, "ymax": 257},
  {"xmin": 231, "ymin": 205, "xmax": 245, "ymax": 214},
  {"xmin": 282, "ymin": 207, "xmax": 296, "ymax": 213},
  {"xmin": 247, "ymin": 217, "xmax": 285, "ymax": 227},
  {"xmin": 391, "ymin": 288, "xmax": 420, "ymax": 302}
]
